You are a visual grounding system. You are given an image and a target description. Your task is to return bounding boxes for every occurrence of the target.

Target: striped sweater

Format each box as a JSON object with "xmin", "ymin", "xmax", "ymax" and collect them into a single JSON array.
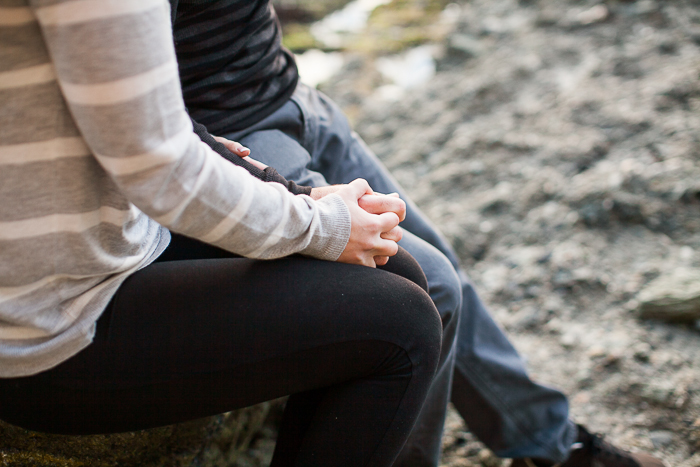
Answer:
[{"xmin": 0, "ymin": 0, "xmax": 351, "ymax": 378}]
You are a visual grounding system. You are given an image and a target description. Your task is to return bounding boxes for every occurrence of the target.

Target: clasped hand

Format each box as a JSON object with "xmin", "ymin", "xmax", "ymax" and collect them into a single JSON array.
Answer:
[
  {"xmin": 214, "ymin": 136, "xmax": 406, "ymax": 268},
  {"xmin": 312, "ymin": 181, "xmax": 405, "ymax": 268}
]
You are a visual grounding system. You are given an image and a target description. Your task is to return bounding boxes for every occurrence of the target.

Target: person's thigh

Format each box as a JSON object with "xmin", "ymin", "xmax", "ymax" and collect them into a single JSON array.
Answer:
[
  {"xmin": 238, "ymin": 128, "xmax": 329, "ymax": 188},
  {"xmin": 0, "ymin": 253, "xmax": 441, "ymax": 467}
]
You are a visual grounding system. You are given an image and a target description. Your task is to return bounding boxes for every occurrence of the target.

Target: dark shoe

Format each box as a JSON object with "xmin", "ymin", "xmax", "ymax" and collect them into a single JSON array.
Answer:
[{"xmin": 510, "ymin": 425, "xmax": 665, "ymax": 467}]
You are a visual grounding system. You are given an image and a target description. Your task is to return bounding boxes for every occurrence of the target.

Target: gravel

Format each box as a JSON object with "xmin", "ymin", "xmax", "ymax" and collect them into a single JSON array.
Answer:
[{"xmin": 319, "ymin": 0, "xmax": 700, "ymax": 465}]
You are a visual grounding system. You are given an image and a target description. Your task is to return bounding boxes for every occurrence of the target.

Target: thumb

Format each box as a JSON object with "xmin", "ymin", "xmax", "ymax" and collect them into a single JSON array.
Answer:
[
  {"xmin": 214, "ymin": 136, "xmax": 250, "ymax": 156},
  {"xmin": 348, "ymin": 178, "xmax": 373, "ymax": 200}
]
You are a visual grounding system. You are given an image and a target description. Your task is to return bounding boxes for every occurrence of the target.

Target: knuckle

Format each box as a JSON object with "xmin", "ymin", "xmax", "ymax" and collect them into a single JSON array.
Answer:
[{"xmin": 357, "ymin": 238, "xmax": 373, "ymax": 251}]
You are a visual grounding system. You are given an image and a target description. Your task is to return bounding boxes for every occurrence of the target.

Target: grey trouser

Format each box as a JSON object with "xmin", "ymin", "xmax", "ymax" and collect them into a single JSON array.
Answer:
[{"xmin": 222, "ymin": 83, "xmax": 578, "ymax": 465}]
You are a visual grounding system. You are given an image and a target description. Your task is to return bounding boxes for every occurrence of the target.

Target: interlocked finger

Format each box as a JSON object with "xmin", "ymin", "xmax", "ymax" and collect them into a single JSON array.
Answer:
[
  {"xmin": 380, "ymin": 226, "xmax": 403, "ymax": 243},
  {"xmin": 373, "ymin": 238, "xmax": 399, "ymax": 259},
  {"xmin": 376, "ymin": 212, "xmax": 400, "ymax": 234}
]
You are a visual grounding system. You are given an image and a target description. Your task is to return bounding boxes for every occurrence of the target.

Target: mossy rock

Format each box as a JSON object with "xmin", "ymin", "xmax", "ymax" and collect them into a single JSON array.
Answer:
[
  {"xmin": 282, "ymin": 23, "xmax": 323, "ymax": 52},
  {"xmin": 0, "ymin": 400, "xmax": 283, "ymax": 467},
  {"xmin": 638, "ymin": 268, "xmax": 700, "ymax": 322}
]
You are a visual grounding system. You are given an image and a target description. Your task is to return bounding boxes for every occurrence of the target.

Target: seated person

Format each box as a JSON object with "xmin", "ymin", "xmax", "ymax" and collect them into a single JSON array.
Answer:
[
  {"xmin": 168, "ymin": 1, "xmax": 665, "ymax": 466},
  {"xmin": 0, "ymin": 1, "xmax": 445, "ymax": 466}
]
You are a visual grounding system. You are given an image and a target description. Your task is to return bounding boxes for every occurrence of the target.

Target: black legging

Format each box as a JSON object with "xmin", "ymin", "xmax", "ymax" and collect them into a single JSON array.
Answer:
[{"xmin": 0, "ymin": 235, "xmax": 442, "ymax": 467}]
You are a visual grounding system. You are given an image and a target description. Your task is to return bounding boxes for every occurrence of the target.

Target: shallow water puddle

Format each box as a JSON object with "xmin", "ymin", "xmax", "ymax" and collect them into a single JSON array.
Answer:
[{"xmin": 296, "ymin": 0, "xmax": 444, "ymax": 91}]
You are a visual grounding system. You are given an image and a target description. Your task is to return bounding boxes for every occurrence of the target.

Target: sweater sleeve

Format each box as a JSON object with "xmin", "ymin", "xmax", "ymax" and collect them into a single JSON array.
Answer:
[{"xmin": 29, "ymin": 0, "xmax": 349, "ymax": 261}]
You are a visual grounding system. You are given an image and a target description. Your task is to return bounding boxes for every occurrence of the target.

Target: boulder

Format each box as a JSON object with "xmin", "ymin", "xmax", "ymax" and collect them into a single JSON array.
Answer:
[
  {"xmin": 0, "ymin": 401, "xmax": 281, "ymax": 467},
  {"xmin": 638, "ymin": 268, "xmax": 700, "ymax": 322}
]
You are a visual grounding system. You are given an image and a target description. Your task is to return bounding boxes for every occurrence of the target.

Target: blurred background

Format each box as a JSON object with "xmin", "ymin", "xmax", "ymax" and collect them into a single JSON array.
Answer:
[{"xmin": 271, "ymin": 1, "xmax": 700, "ymax": 466}]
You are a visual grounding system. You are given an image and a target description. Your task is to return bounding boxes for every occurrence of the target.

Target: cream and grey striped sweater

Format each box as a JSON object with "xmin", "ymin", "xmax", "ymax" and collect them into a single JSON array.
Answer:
[{"xmin": 0, "ymin": 0, "xmax": 351, "ymax": 377}]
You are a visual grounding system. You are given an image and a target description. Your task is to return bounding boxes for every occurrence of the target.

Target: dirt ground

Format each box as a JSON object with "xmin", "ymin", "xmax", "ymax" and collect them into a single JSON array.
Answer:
[{"xmin": 315, "ymin": 0, "xmax": 700, "ymax": 465}]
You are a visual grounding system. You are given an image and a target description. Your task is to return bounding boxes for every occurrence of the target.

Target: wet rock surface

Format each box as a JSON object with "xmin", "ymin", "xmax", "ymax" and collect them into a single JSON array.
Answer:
[{"xmin": 320, "ymin": 0, "xmax": 700, "ymax": 466}]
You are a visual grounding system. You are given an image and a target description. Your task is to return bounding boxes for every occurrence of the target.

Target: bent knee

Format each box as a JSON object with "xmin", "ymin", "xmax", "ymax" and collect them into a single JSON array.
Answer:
[
  {"xmin": 339, "ymin": 268, "xmax": 443, "ymax": 374},
  {"xmin": 389, "ymin": 280, "xmax": 442, "ymax": 373},
  {"xmin": 423, "ymin": 251, "xmax": 463, "ymax": 325}
]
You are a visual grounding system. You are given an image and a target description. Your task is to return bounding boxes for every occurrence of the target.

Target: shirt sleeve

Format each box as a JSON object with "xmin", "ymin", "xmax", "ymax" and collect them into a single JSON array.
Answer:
[{"xmin": 29, "ymin": 0, "xmax": 349, "ymax": 261}]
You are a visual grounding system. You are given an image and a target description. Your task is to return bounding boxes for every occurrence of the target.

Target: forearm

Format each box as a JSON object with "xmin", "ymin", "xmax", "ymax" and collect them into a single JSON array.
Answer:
[
  {"xmin": 190, "ymin": 118, "xmax": 312, "ymax": 196},
  {"xmin": 32, "ymin": 0, "xmax": 348, "ymax": 260}
]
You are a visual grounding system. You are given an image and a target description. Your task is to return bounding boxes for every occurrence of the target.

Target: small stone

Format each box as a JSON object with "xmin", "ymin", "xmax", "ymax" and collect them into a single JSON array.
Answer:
[
  {"xmin": 649, "ymin": 430, "xmax": 674, "ymax": 448},
  {"xmin": 631, "ymin": 413, "xmax": 649, "ymax": 427},
  {"xmin": 630, "ymin": 0, "xmax": 658, "ymax": 16},
  {"xmin": 560, "ymin": 332, "xmax": 578, "ymax": 348},
  {"xmin": 447, "ymin": 34, "xmax": 483, "ymax": 60},
  {"xmin": 576, "ymin": 5, "xmax": 609, "ymax": 25},
  {"xmin": 631, "ymin": 342, "xmax": 652, "ymax": 362},
  {"xmin": 575, "ymin": 368, "xmax": 593, "ymax": 388},
  {"xmin": 572, "ymin": 391, "xmax": 591, "ymax": 404},
  {"xmin": 639, "ymin": 381, "xmax": 675, "ymax": 406},
  {"xmin": 587, "ymin": 345, "xmax": 607, "ymax": 358},
  {"xmin": 545, "ymin": 318, "xmax": 563, "ymax": 335}
]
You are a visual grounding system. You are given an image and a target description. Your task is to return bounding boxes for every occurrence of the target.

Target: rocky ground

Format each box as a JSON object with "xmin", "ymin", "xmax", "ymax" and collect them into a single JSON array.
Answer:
[{"xmin": 317, "ymin": 0, "xmax": 700, "ymax": 466}]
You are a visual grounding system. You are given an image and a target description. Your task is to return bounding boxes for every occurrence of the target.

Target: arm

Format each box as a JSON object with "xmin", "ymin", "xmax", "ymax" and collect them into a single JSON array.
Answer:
[
  {"xmin": 212, "ymin": 136, "xmax": 407, "ymax": 226},
  {"xmin": 32, "ymin": 0, "xmax": 346, "ymax": 261},
  {"xmin": 169, "ymin": 0, "xmax": 311, "ymax": 197},
  {"xmin": 193, "ymin": 119, "xmax": 313, "ymax": 196}
]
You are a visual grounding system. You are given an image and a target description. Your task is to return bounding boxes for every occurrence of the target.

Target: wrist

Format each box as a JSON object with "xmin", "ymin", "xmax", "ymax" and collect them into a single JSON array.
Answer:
[{"xmin": 310, "ymin": 185, "xmax": 340, "ymax": 201}]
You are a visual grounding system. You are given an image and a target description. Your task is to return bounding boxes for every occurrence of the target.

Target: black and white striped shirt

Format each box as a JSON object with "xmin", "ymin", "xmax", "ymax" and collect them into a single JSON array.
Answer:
[{"xmin": 173, "ymin": 0, "xmax": 299, "ymax": 134}]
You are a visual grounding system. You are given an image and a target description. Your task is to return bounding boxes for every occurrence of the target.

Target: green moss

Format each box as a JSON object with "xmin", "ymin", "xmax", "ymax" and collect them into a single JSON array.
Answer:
[
  {"xmin": 0, "ymin": 401, "xmax": 281, "ymax": 467},
  {"xmin": 282, "ymin": 24, "xmax": 322, "ymax": 52},
  {"xmin": 274, "ymin": 0, "xmax": 355, "ymax": 23},
  {"xmin": 357, "ymin": 0, "xmax": 453, "ymax": 54},
  {"xmin": 283, "ymin": 0, "xmax": 453, "ymax": 55}
]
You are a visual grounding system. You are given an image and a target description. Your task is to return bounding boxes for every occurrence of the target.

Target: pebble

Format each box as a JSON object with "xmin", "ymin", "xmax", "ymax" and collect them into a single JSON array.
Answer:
[
  {"xmin": 638, "ymin": 381, "xmax": 675, "ymax": 407},
  {"xmin": 649, "ymin": 431, "xmax": 674, "ymax": 449},
  {"xmin": 447, "ymin": 34, "xmax": 483, "ymax": 60},
  {"xmin": 576, "ymin": 5, "xmax": 609, "ymax": 25}
]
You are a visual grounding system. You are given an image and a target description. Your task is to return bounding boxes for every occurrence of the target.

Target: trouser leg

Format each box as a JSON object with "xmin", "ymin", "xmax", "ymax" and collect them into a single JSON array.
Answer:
[
  {"xmin": 391, "ymin": 231, "xmax": 461, "ymax": 467},
  {"xmin": 319, "ymin": 126, "xmax": 577, "ymax": 461},
  {"xmin": 224, "ymin": 82, "xmax": 577, "ymax": 463},
  {"xmin": 0, "ymin": 239, "xmax": 441, "ymax": 467},
  {"xmin": 226, "ymin": 96, "xmax": 462, "ymax": 467}
]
